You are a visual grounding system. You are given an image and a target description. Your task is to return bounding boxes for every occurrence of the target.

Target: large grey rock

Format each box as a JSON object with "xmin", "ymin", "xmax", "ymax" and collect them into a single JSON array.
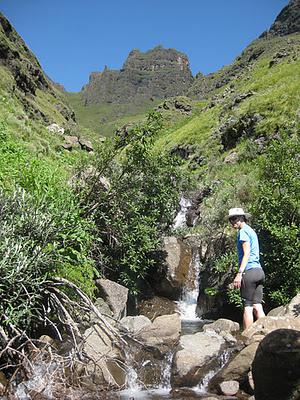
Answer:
[
  {"xmin": 119, "ymin": 315, "xmax": 152, "ymax": 335},
  {"xmin": 136, "ymin": 313, "xmax": 181, "ymax": 353},
  {"xmin": 242, "ymin": 315, "xmax": 300, "ymax": 342},
  {"xmin": 154, "ymin": 236, "xmax": 193, "ymax": 299},
  {"xmin": 95, "ymin": 278, "xmax": 128, "ymax": 320},
  {"xmin": 267, "ymin": 293, "xmax": 300, "ymax": 318},
  {"xmin": 252, "ymin": 328, "xmax": 300, "ymax": 400},
  {"xmin": 203, "ymin": 318, "xmax": 240, "ymax": 335},
  {"xmin": 172, "ymin": 331, "xmax": 225, "ymax": 387},
  {"xmin": 82, "ymin": 325, "xmax": 125, "ymax": 389}
]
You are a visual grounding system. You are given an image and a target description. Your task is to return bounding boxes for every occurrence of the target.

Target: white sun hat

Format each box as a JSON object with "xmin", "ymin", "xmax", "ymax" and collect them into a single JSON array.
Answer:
[{"xmin": 228, "ymin": 207, "xmax": 250, "ymax": 218}]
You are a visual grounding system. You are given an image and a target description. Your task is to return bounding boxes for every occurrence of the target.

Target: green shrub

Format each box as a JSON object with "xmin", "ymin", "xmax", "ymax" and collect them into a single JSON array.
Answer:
[
  {"xmin": 77, "ymin": 112, "xmax": 190, "ymax": 294},
  {"xmin": 252, "ymin": 135, "xmax": 300, "ymax": 307}
]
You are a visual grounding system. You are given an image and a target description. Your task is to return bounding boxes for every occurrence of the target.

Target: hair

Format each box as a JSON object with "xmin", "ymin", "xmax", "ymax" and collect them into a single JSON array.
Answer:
[{"xmin": 229, "ymin": 215, "xmax": 248, "ymax": 224}]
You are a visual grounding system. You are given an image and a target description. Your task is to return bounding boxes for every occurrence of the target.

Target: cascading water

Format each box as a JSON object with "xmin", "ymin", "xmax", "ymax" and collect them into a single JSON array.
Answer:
[
  {"xmin": 176, "ymin": 249, "xmax": 201, "ymax": 322},
  {"xmin": 173, "ymin": 197, "xmax": 191, "ymax": 229},
  {"xmin": 117, "ymin": 351, "xmax": 173, "ymax": 399}
]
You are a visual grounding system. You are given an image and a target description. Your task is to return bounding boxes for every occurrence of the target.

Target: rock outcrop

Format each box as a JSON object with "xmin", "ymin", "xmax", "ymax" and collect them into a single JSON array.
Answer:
[
  {"xmin": 266, "ymin": 0, "xmax": 300, "ymax": 37},
  {"xmin": 81, "ymin": 46, "xmax": 194, "ymax": 105}
]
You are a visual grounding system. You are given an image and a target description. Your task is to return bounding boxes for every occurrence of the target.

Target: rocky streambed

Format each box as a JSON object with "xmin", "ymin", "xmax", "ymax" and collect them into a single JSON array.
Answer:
[{"xmin": 3, "ymin": 279, "xmax": 300, "ymax": 400}]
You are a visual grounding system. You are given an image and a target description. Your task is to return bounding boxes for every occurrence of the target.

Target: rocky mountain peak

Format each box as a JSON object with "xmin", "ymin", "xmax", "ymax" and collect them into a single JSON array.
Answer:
[
  {"xmin": 267, "ymin": 0, "xmax": 300, "ymax": 36},
  {"xmin": 81, "ymin": 46, "xmax": 194, "ymax": 105}
]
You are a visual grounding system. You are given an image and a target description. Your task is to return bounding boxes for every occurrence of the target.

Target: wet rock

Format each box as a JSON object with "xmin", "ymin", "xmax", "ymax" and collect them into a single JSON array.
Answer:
[
  {"xmin": 252, "ymin": 328, "xmax": 300, "ymax": 400},
  {"xmin": 172, "ymin": 331, "xmax": 225, "ymax": 387},
  {"xmin": 119, "ymin": 315, "xmax": 152, "ymax": 334},
  {"xmin": 153, "ymin": 236, "xmax": 193, "ymax": 299},
  {"xmin": 209, "ymin": 342, "xmax": 258, "ymax": 389},
  {"xmin": 95, "ymin": 278, "xmax": 128, "ymax": 320},
  {"xmin": 219, "ymin": 380, "xmax": 239, "ymax": 396},
  {"xmin": 138, "ymin": 296, "xmax": 177, "ymax": 320}
]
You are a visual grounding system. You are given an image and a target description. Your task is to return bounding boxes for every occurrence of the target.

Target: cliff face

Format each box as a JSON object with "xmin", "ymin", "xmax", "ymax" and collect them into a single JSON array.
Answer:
[
  {"xmin": 267, "ymin": 0, "xmax": 300, "ymax": 37},
  {"xmin": 81, "ymin": 46, "xmax": 194, "ymax": 105}
]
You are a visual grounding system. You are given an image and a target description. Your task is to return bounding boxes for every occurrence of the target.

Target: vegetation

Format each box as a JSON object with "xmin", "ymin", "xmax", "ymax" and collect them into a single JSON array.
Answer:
[
  {"xmin": 252, "ymin": 135, "xmax": 300, "ymax": 307},
  {"xmin": 76, "ymin": 112, "xmax": 190, "ymax": 294}
]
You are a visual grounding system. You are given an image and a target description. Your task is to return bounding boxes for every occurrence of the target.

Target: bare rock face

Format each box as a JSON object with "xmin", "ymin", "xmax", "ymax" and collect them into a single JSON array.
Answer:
[
  {"xmin": 252, "ymin": 328, "xmax": 300, "ymax": 400},
  {"xmin": 267, "ymin": 0, "xmax": 300, "ymax": 37},
  {"xmin": 81, "ymin": 46, "xmax": 194, "ymax": 105}
]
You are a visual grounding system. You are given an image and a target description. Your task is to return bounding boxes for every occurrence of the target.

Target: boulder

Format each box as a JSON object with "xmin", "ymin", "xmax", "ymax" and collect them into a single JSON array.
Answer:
[
  {"xmin": 81, "ymin": 324, "xmax": 125, "ymax": 389},
  {"xmin": 203, "ymin": 318, "xmax": 240, "ymax": 335},
  {"xmin": 172, "ymin": 330, "xmax": 225, "ymax": 387},
  {"xmin": 252, "ymin": 329, "xmax": 300, "ymax": 400},
  {"xmin": 153, "ymin": 236, "xmax": 193, "ymax": 299},
  {"xmin": 119, "ymin": 315, "xmax": 152, "ymax": 335},
  {"xmin": 79, "ymin": 138, "xmax": 93, "ymax": 152},
  {"xmin": 242, "ymin": 315, "xmax": 300, "ymax": 342},
  {"xmin": 95, "ymin": 278, "xmax": 128, "ymax": 320},
  {"xmin": 136, "ymin": 313, "xmax": 181, "ymax": 354},
  {"xmin": 138, "ymin": 296, "xmax": 177, "ymax": 320},
  {"xmin": 62, "ymin": 135, "xmax": 80, "ymax": 150}
]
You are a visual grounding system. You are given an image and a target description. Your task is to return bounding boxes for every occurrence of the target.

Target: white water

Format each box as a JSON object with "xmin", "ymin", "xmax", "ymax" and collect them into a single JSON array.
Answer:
[
  {"xmin": 195, "ymin": 350, "xmax": 232, "ymax": 393},
  {"xmin": 173, "ymin": 197, "xmax": 191, "ymax": 229},
  {"xmin": 176, "ymin": 249, "xmax": 201, "ymax": 321},
  {"xmin": 119, "ymin": 352, "xmax": 173, "ymax": 399}
]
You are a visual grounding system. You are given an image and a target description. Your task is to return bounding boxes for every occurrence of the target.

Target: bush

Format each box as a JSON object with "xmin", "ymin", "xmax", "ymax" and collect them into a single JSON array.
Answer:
[
  {"xmin": 77, "ymin": 112, "xmax": 190, "ymax": 294},
  {"xmin": 252, "ymin": 135, "xmax": 300, "ymax": 307},
  {"xmin": 0, "ymin": 188, "xmax": 96, "ymax": 337}
]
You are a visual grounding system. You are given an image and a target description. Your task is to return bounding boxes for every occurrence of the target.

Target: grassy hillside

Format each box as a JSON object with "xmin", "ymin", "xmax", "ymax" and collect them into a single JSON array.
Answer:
[
  {"xmin": 67, "ymin": 92, "xmax": 161, "ymax": 137},
  {"xmin": 153, "ymin": 34, "xmax": 300, "ymax": 222}
]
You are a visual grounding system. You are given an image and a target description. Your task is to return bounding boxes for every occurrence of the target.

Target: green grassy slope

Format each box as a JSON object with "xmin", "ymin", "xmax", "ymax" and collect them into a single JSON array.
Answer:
[
  {"xmin": 67, "ymin": 92, "xmax": 161, "ymax": 137},
  {"xmin": 152, "ymin": 33, "xmax": 300, "ymax": 231}
]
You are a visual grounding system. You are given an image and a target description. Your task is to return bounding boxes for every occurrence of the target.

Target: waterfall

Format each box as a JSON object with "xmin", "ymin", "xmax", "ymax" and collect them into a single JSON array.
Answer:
[
  {"xmin": 173, "ymin": 197, "xmax": 191, "ymax": 229},
  {"xmin": 176, "ymin": 249, "xmax": 201, "ymax": 321}
]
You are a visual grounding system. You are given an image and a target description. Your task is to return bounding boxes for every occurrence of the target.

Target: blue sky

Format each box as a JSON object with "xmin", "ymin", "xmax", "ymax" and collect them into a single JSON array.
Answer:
[{"xmin": 1, "ymin": 0, "xmax": 289, "ymax": 92}]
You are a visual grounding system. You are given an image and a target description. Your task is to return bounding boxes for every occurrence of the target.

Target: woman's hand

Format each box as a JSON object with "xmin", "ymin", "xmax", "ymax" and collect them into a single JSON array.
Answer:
[{"xmin": 233, "ymin": 272, "xmax": 242, "ymax": 289}]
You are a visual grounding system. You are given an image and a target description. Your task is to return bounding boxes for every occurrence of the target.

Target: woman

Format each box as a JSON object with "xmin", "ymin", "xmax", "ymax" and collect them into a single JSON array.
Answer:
[{"xmin": 228, "ymin": 207, "xmax": 265, "ymax": 329}]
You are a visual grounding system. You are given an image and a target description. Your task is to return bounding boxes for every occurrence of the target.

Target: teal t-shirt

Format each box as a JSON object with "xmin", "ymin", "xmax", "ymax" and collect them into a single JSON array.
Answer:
[{"xmin": 237, "ymin": 224, "xmax": 261, "ymax": 270}]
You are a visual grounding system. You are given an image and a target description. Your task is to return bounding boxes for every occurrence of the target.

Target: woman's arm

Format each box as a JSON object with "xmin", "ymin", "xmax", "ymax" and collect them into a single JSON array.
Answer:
[{"xmin": 233, "ymin": 241, "xmax": 250, "ymax": 289}]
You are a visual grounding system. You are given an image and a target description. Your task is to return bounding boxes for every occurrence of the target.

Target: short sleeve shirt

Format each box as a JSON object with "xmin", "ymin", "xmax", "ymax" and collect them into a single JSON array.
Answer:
[{"xmin": 237, "ymin": 224, "xmax": 261, "ymax": 270}]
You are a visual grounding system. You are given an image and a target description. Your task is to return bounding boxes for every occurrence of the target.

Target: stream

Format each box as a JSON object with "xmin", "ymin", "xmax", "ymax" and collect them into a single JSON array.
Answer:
[{"xmin": 111, "ymin": 246, "xmax": 226, "ymax": 400}]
